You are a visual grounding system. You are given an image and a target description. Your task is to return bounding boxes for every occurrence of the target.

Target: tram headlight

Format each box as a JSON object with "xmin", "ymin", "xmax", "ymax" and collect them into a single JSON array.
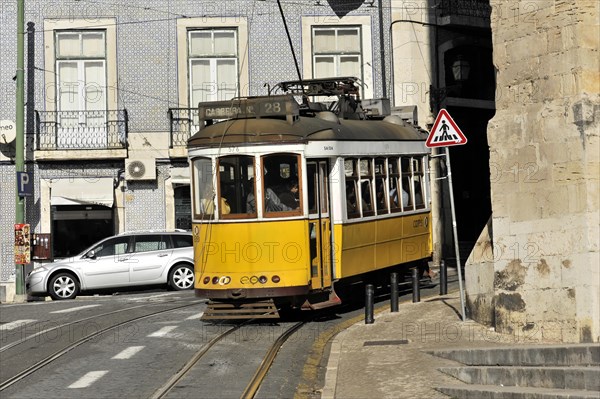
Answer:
[
  {"xmin": 203, "ymin": 276, "xmax": 210, "ymax": 284},
  {"xmin": 272, "ymin": 275, "xmax": 280, "ymax": 283},
  {"xmin": 212, "ymin": 276, "xmax": 220, "ymax": 284},
  {"xmin": 219, "ymin": 276, "xmax": 231, "ymax": 285},
  {"xmin": 258, "ymin": 275, "xmax": 268, "ymax": 284}
]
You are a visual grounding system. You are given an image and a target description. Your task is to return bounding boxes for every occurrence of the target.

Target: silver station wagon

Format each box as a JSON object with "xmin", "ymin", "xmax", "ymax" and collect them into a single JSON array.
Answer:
[{"xmin": 26, "ymin": 231, "xmax": 195, "ymax": 300}]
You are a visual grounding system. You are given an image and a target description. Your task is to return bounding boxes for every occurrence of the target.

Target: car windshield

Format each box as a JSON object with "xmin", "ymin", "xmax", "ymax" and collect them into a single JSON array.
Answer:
[{"xmin": 75, "ymin": 236, "xmax": 129, "ymax": 258}]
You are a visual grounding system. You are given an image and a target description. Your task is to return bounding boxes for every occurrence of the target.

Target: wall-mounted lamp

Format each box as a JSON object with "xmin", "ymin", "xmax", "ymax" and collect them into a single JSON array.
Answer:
[
  {"xmin": 430, "ymin": 55, "xmax": 471, "ymax": 112},
  {"xmin": 452, "ymin": 55, "xmax": 470, "ymax": 83}
]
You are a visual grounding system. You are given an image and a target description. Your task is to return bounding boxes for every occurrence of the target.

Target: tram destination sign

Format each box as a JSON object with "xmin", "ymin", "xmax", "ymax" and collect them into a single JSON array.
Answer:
[{"xmin": 198, "ymin": 95, "xmax": 299, "ymax": 122}]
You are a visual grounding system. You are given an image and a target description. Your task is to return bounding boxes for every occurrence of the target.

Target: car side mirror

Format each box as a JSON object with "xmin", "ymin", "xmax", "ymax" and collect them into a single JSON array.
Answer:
[{"xmin": 87, "ymin": 250, "xmax": 96, "ymax": 259}]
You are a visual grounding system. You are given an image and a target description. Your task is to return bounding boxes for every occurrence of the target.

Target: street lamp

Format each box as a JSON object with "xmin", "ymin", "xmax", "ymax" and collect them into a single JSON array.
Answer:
[
  {"xmin": 430, "ymin": 54, "xmax": 470, "ymax": 113},
  {"xmin": 452, "ymin": 55, "xmax": 470, "ymax": 82}
]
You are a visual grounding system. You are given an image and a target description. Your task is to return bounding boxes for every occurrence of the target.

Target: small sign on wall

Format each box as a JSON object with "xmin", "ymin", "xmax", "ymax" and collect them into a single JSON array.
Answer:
[
  {"xmin": 32, "ymin": 233, "xmax": 52, "ymax": 261},
  {"xmin": 15, "ymin": 223, "xmax": 31, "ymax": 264}
]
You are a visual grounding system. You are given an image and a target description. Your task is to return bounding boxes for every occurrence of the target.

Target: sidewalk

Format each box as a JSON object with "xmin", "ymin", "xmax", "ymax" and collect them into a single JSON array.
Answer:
[{"xmin": 320, "ymin": 292, "xmax": 542, "ymax": 399}]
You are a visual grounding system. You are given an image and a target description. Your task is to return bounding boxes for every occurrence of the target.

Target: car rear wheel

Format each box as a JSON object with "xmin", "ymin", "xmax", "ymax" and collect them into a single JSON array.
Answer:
[
  {"xmin": 169, "ymin": 264, "xmax": 194, "ymax": 290},
  {"xmin": 49, "ymin": 272, "xmax": 80, "ymax": 300}
]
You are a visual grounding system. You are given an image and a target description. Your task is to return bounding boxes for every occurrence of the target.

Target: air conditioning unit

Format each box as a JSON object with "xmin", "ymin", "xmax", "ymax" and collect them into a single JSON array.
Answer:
[{"xmin": 125, "ymin": 158, "xmax": 156, "ymax": 181}]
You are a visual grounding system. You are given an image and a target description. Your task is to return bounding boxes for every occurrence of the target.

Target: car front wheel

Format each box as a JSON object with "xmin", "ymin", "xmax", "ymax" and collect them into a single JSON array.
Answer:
[
  {"xmin": 169, "ymin": 264, "xmax": 194, "ymax": 290},
  {"xmin": 49, "ymin": 272, "xmax": 80, "ymax": 300}
]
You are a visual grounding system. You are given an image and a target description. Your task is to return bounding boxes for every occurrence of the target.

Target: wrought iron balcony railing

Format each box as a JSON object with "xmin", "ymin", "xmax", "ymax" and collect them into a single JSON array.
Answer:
[
  {"xmin": 168, "ymin": 108, "xmax": 199, "ymax": 148},
  {"xmin": 438, "ymin": 0, "xmax": 492, "ymax": 19},
  {"xmin": 35, "ymin": 109, "xmax": 128, "ymax": 150}
]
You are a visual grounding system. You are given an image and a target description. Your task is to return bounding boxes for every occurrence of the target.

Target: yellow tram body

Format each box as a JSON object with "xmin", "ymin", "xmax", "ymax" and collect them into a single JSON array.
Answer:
[
  {"xmin": 334, "ymin": 213, "xmax": 431, "ymax": 279},
  {"xmin": 194, "ymin": 220, "xmax": 312, "ymax": 294},
  {"xmin": 188, "ymin": 85, "xmax": 432, "ymax": 317},
  {"xmin": 193, "ymin": 213, "xmax": 431, "ymax": 295}
]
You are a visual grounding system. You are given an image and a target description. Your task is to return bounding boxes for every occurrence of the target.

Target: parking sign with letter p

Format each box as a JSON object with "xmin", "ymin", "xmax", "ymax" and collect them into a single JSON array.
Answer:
[{"xmin": 17, "ymin": 171, "xmax": 33, "ymax": 197}]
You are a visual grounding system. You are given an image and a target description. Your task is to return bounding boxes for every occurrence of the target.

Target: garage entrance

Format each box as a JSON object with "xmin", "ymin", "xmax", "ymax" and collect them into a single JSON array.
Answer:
[{"xmin": 52, "ymin": 205, "xmax": 114, "ymax": 258}]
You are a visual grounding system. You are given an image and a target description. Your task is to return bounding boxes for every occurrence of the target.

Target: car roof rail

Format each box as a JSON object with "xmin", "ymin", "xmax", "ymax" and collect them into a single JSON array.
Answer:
[{"xmin": 117, "ymin": 229, "xmax": 190, "ymax": 235}]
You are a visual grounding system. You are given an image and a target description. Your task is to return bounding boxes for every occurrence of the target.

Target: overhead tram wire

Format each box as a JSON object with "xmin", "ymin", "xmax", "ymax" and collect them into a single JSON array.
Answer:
[
  {"xmin": 68, "ymin": 0, "xmax": 191, "ymax": 18},
  {"xmin": 32, "ymin": 66, "xmax": 184, "ymax": 108},
  {"xmin": 193, "ymin": 0, "xmax": 263, "ymax": 276},
  {"xmin": 27, "ymin": 1, "xmax": 436, "ymax": 35},
  {"xmin": 276, "ymin": 0, "xmax": 304, "ymax": 88}
]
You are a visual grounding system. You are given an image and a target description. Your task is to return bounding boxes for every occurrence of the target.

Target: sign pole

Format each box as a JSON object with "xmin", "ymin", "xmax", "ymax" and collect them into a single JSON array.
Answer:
[
  {"xmin": 426, "ymin": 109, "xmax": 467, "ymax": 321},
  {"xmin": 15, "ymin": 0, "xmax": 26, "ymax": 299},
  {"xmin": 444, "ymin": 147, "xmax": 466, "ymax": 321}
]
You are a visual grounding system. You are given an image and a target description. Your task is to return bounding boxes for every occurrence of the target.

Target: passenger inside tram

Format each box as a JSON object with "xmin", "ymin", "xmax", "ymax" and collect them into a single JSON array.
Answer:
[
  {"xmin": 245, "ymin": 178, "xmax": 296, "ymax": 213},
  {"xmin": 346, "ymin": 182, "xmax": 358, "ymax": 215},
  {"xmin": 278, "ymin": 178, "xmax": 300, "ymax": 210}
]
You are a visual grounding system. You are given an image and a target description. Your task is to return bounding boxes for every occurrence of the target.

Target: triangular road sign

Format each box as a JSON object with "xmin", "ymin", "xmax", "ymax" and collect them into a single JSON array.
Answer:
[{"xmin": 426, "ymin": 109, "xmax": 467, "ymax": 148}]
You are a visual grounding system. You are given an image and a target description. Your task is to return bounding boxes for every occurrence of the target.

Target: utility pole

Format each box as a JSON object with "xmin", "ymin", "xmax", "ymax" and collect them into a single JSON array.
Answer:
[
  {"xmin": 377, "ymin": 0, "xmax": 387, "ymax": 99},
  {"xmin": 15, "ymin": 0, "xmax": 26, "ymax": 300}
]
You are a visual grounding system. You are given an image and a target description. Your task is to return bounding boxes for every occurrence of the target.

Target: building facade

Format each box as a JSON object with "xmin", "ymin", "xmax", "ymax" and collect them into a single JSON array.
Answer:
[
  {"xmin": 391, "ymin": 0, "xmax": 495, "ymax": 268},
  {"xmin": 466, "ymin": 1, "xmax": 600, "ymax": 343},
  {"xmin": 0, "ymin": 0, "xmax": 394, "ymax": 301},
  {"xmin": 1, "ymin": 0, "xmax": 501, "ymax": 307}
]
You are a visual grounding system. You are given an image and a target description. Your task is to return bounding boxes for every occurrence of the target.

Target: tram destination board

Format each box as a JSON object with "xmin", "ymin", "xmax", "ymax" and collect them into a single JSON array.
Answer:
[{"xmin": 199, "ymin": 95, "xmax": 299, "ymax": 122}]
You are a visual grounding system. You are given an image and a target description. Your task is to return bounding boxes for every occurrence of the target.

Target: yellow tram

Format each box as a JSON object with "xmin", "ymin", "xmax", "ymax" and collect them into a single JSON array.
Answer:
[{"xmin": 188, "ymin": 78, "xmax": 432, "ymax": 318}]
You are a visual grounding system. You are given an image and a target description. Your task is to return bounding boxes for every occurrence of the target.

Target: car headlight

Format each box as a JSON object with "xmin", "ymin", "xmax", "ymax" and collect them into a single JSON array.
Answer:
[{"xmin": 29, "ymin": 266, "xmax": 48, "ymax": 276}]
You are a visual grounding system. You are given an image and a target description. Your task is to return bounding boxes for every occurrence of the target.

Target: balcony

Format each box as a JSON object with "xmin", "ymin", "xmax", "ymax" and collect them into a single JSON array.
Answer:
[
  {"xmin": 35, "ymin": 109, "xmax": 128, "ymax": 160},
  {"xmin": 168, "ymin": 108, "xmax": 199, "ymax": 158}
]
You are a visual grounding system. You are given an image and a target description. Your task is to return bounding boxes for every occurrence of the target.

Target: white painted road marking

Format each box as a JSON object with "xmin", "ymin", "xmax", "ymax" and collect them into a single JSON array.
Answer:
[
  {"xmin": 68, "ymin": 370, "xmax": 109, "ymax": 388},
  {"xmin": 147, "ymin": 326, "xmax": 177, "ymax": 337},
  {"xmin": 1, "ymin": 319, "xmax": 36, "ymax": 331},
  {"xmin": 112, "ymin": 346, "xmax": 145, "ymax": 359},
  {"xmin": 186, "ymin": 312, "xmax": 204, "ymax": 320},
  {"xmin": 50, "ymin": 304, "xmax": 101, "ymax": 314}
]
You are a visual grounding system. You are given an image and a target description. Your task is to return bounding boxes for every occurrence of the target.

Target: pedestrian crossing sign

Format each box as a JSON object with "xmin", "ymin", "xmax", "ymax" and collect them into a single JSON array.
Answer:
[{"xmin": 426, "ymin": 109, "xmax": 468, "ymax": 148}]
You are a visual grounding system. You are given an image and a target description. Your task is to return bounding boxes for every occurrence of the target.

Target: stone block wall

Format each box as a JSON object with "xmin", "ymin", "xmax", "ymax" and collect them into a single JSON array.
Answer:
[{"xmin": 470, "ymin": 0, "xmax": 599, "ymax": 342}]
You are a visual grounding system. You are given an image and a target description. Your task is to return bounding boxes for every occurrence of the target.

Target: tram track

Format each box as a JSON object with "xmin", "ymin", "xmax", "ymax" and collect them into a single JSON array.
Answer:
[
  {"xmin": 0, "ymin": 299, "xmax": 195, "ymax": 354},
  {"xmin": 151, "ymin": 316, "xmax": 308, "ymax": 399},
  {"xmin": 0, "ymin": 299, "xmax": 205, "ymax": 392},
  {"xmin": 241, "ymin": 321, "xmax": 306, "ymax": 399}
]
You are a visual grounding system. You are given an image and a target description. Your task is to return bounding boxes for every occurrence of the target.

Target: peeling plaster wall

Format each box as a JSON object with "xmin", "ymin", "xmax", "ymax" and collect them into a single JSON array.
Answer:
[{"xmin": 477, "ymin": 0, "xmax": 599, "ymax": 343}]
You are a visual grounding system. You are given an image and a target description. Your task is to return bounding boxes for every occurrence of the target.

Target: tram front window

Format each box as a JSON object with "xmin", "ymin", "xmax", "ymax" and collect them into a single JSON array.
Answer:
[
  {"xmin": 192, "ymin": 157, "xmax": 215, "ymax": 219},
  {"xmin": 218, "ymin": 155, "xmax": 255, "ymax": 218},
  {"xmin": 262, "ymin": 154, "xmax": 302, "ymax": 216}
]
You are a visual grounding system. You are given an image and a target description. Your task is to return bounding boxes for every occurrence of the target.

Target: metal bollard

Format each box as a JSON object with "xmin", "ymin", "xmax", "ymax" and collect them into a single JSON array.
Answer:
[
  {"xmin": 390, "ymin": 272, "xmax": 399, "ymax": 312},
  {"xmin": 439, "ymin": 260, "xmax": 447, "ymax": 295},
  {"xmin": 365, "ymin": 284, "xmax": 374, "ymax": 324},
  {"xmin": 411, "ymin": 268, "xmax": 420, "ymax": 303}
]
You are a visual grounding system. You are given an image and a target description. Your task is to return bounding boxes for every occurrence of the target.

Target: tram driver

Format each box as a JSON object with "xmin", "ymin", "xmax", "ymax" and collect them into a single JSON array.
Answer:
[{"xmin": 246, "ymin": 179, "xmax": 298, "ymax": 213}]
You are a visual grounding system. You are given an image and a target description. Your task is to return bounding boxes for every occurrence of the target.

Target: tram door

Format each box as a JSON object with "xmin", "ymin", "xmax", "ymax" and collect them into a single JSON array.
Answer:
[{"xmin": 307, "ymin": 160, "xmax": 332, "ymax": 289}]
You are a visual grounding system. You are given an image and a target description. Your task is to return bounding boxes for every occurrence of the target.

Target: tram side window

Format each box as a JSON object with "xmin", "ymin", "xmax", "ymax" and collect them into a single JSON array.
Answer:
[
  {"xmin": 218, "ymin": 155, "xmax": 255, "ymax": 218},
  {"xmin": 401, "ymin": 157, "xmax": 413, "ymax": 210},
  {"xmin": 307, "ymin": 163, "xmax": 318, "ymax": 214},
  {"xmin": 192, "ymin": 157, "xmax": 214, "ymax": 220},
  {"xmin": 413, "ymin": 157, "xmax": 426, "ymax": 209},
  {"xmin": 360, "ymin": 180, "xmax": 374, "ymax": 216},
  {"xmin": 388, "ymin": 157, "xmax": 402, "ymax": 212},
  {"xmin": 359, "ymin": 159, "xmax": 375, "ymax": 217},
  {"xmin": 374, "ymin": 158, "xmax": 388, "ymax": 215},
  {"xmin": 344, "ymin": 158, "xmax": 360, "ymax": 219},
  {"xmin": 261, "ymin": 154, "xmax": 302, "ymax": 216}
]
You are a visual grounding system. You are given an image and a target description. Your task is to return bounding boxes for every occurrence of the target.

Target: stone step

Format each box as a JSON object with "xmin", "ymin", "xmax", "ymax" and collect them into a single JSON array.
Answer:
[
  {"xmin": 438, "ymin": 366, "xmax": 600, "ymax": 391},
  {"xmin": 428, "ymin": 344, "xmax": 600, "ymax": 366},
  {"xmin": 435, "ymin": 384, "xmax": 600, "ymax": 399}
]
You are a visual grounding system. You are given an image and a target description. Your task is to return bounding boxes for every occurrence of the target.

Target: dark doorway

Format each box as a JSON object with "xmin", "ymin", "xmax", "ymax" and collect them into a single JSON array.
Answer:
[
  {"xmin": 174, "ymin": 185, "xmax": 192, "ymax": 230},
  {"xmin": 52, "ymin": 205, "xmax": 114, "ymax": 258},
  {"xmin": 446, "ymin": 106, "xmax": 494, "ymax": 258}
]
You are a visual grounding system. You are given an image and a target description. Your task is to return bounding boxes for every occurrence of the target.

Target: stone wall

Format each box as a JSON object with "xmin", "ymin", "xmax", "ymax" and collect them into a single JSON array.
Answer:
[{"xmin": 468, "ymin": 0, "xmax": 599, "ymax": 342}]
